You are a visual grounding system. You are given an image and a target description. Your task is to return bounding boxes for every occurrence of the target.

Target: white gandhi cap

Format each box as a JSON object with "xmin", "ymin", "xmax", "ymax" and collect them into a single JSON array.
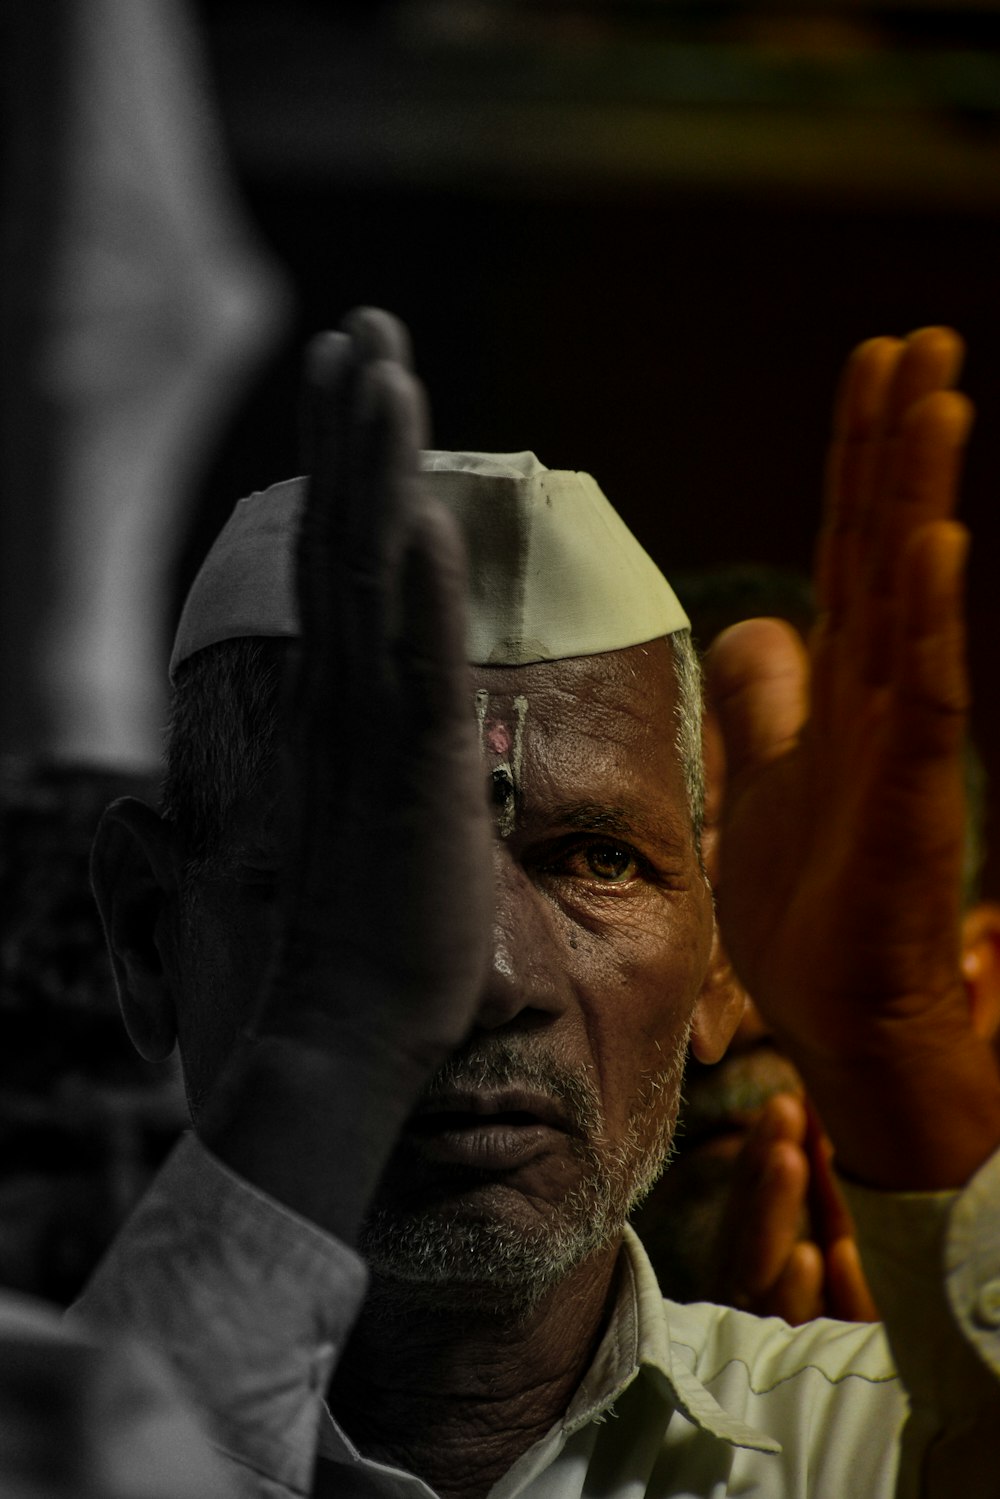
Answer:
[{"xmin": 169, "ymin": 450, "xmax": 688, "ymax": 680}]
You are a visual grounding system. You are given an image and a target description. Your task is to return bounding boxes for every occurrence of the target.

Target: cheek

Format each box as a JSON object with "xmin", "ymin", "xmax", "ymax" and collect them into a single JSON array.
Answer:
[{"xmin": 567, "ymin": 895, "xmax": 712, "ymax": 1112}]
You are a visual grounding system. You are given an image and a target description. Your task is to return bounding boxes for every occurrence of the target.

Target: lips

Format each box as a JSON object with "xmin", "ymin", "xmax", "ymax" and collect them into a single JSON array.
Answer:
[
  {"xmin": 406, "ymin": 1089, "xmax": 574, "ymax": 1170},
  {"xmin": 414, "ymin": 1088, "xmax": 571, "ymax": 1130}
]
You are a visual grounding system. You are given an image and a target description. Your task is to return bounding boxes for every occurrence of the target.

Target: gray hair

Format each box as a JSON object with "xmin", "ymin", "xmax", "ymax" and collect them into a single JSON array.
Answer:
[
  {"xmin": 670, "ymin": 628, "xmax": 704, "ymax": 842},
  {"xmin": 161, "ymin": 632, "xmax": 705, "ymax": 864},
  {"xmin": 161, "ymin": 637, "xmax": 285, "ymax": 870}
]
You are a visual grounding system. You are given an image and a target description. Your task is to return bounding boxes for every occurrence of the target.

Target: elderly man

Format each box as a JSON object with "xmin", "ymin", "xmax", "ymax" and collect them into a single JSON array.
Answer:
[{"xmin": 79, "ymin": 311, "xmax": 1000, "ymax": 1497}]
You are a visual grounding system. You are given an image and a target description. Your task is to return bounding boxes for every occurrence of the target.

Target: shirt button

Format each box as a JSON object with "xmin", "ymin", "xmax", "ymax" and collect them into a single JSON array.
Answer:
[{"xmin": 973, "ymin": 1280, "xmax": 1000, "ymax": 1330}]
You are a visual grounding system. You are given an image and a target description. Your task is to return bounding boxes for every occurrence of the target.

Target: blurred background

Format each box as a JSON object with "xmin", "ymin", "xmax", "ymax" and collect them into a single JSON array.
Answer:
[{"xmin": 3, "ymin": 0, "xmax": 1000, "ymax": 1303}]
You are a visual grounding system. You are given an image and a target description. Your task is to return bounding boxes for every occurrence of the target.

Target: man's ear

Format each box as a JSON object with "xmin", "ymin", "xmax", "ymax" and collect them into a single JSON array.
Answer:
[
  {"xmin": 689, "ymin": 920, "xmax": 747, "ymax": 1064},
  {"xmin": 91, "ymin": 797, "xmax": 182, "ymax": 1062},
  {"xmin": 961, "ymin": 901, "xmax": 1000, "ymax": 1044}
]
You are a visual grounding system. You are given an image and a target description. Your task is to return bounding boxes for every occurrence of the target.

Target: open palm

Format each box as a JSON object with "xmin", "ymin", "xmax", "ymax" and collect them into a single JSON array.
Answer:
[{"xmin": 709, "ymin": 329, "xmax": 1000, "ymax": 1190}]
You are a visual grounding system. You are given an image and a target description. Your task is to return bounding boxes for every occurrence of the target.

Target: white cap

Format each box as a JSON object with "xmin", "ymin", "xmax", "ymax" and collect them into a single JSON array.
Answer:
[{"xmin": 169, "ymin": 451, "xmax": 688, "ymax": 679}]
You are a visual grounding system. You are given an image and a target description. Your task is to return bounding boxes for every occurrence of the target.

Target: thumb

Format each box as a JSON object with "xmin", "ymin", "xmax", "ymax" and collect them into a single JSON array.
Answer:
[{"xmin": 705, "ymin": 619, "xmax": 809, "ymax": 787}]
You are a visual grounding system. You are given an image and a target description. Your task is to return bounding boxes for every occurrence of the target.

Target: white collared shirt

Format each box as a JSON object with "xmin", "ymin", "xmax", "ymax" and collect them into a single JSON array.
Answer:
[{"xmin": 75, "ymin": 1135, "xmax": 1000, "ymax": 1497}]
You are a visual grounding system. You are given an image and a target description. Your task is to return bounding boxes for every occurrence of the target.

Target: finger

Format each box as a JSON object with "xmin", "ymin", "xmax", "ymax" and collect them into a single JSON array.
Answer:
[
  {"xmin": 825, "ymin": 1237, "xmax": 879, "ymax": 1322},
  {"xmin": 298, "ymin": 309, "xmax": 414, "ymax": 519},
  {"xmin": 299, "ymin": 329, "xmax": 354, "ymax": 509},
  {"xmin": 714, "ymin": 1119, "xmax": 810, "ymax": 1305},
  {"xmin": 341, "ymin": 306, "xmax": 414, "ymax": 369},
  {"xmin": 721, "ymin": 1098, "xmax": 821, "ymax": 1324},
  {"xmin": 316, "ymin": 360, "xmax": 429, "ymax": 698},
  {"xmin": 343, "ymin": 358, "xmax": 430, "ymax": 595},
  {"xmin": 706, "ymin": 618, "xmax": 809, "ymax": 789},
  {"xmin": 860, "ymin": 328, "xmax": 964, "ymax": 562},
  {"xmin": 758, "ymin": 1089, "xmax": 810, "ymax": 1146},
  {"xmin": 881, "ymin": 390, "xmax": 974, "ymax": 553},
  {"xmin": 862, "ymin": 384, "xmax": 973, "ymax": 684},
  {"xmin": 296, "ymin": 347, "xmax": 429, "ymax": 740},
  {"xmin": 763, "ymin": 1240, "xmax": 825, "ymax": 1325},
  {"xmin": 804, "ymin": 1102, "xmax": 854, "ymax": 1246},
  {"xmin": 391, "ymin": 504, "xmax": 493, "ymax": 1000},
  {"xmin": 297, "ymin": 331, "xmax": 356, "ymax": 703},
  {"xmin": 818, "ymin": 337, "xmax": 902, "ymax": 624},
  {"xmin": 880, "ymin": 326, "xmax": 964, "ymax": 434},
  {"xmin": 299, "ymin": 329, "xmax": 424, "ymax": 632},
  {"xmin": 817, "ymin": 330, "xmax": 962, "ymax": 638},
  {"xmin": 829, "ymin": 336, "xmax": 903, "ymax": 482},
  {"xmin": 872, "ymin": 522, "xmax": 970, "ymax": 991},
  {"xmin": 892, "ymin": 520, "xmax": 970, "ymax": 762}
]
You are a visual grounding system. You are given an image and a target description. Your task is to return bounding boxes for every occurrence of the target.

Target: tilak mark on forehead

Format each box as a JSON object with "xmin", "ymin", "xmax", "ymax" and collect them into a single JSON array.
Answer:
[{"xmin": 475, "ymin": 692, "xmax": 529, "ymax": 838}]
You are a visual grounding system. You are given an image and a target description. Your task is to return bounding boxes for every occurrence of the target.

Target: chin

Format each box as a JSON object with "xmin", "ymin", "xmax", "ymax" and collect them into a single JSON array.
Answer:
[
  {"xmin": 359, "ymin": 1132, "xmax": 675, "ymax": 1318},
  {"xmin": 359, "ymin": 1174, "xmax": 629, "ymax": 1315}
]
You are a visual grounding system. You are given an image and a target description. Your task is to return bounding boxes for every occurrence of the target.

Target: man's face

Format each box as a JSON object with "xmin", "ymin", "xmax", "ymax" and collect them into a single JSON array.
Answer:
[
  {"xmin": 679, "ymin": 707, "xmax": 801, "ymax": 1167},
  {"xmin": 170, "ymin": 640, "xmax": 714, "ymax": 1306},
  {"xmin": 629, "ymin": 705, "xmax": 803, "ymax": 1299}
]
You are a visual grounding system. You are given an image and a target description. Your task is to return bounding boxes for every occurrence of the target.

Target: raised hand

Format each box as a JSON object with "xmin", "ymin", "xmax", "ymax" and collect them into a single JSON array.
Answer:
[
  {"xmin": 203, "ymin": 311, "xmax": 492, "ymax": 1240},
  {"xmin": 707, "ymin": 328, "xmax": 1000, "ymax": 1191},
  {"xmin": 267, "ymin": 310, "xmax": 491, "ymax": 1066},
  {"xmin": 710, "ymin": 1093, "xmax": 878, "ymax": 1324}
]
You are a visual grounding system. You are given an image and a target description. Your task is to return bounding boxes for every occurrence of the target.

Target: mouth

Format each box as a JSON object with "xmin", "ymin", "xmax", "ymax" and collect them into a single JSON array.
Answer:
[{"xmin": 406, "ymin": 1090, "xmax": 573, "ymax": 1169}]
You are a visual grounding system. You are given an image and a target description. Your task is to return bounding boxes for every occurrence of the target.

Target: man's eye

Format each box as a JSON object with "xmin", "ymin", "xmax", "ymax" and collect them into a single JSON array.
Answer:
[{"xmin": 583, "ymin": 843, "xmax": 638, "ymax": 882}]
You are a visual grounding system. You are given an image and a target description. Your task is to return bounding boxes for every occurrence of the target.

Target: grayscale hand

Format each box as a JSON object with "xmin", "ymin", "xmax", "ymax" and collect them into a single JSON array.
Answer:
[{"xmin": 203, "ymin": 310, "xmax": 492, "ymax": 1243}]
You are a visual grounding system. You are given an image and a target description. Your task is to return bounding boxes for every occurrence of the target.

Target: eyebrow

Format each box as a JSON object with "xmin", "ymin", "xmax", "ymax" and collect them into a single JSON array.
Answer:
[{"xmin": 548, "ymin": 801, "xmax": 689, "ymax": 854}]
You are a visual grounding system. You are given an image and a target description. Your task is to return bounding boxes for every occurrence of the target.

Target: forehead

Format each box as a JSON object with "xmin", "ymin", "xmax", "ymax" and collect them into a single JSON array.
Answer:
[
  {"xmin": 215, "ymin": 639, "xmax": 691, "ymax": 845},
  {"xmin": 471, "ymin": 638, "xmax": 690, "ymax": 819}
]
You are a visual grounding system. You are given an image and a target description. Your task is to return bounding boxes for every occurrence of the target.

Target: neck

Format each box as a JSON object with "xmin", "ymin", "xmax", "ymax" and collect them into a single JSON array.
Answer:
[{"xmin": 327, "ymin": 1242, "xmax": 622, "ymax": 1499}]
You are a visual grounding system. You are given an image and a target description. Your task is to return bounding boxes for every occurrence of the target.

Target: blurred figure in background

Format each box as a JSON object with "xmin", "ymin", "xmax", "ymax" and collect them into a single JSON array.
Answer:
[
  {"xmin": 0, "ymin": 2, "xmax": 285, "ymax": 1491},
  {"xmin": 633, "ymin": 563, "xmax": 1000, "ymax": 1322},
  {"xmin": 2, "ymin": 0, "xmax": 289, "ymax": 768},
  {"xmin": 0, "ymin": 0, "xmax": 289, "ymax": 1308}
]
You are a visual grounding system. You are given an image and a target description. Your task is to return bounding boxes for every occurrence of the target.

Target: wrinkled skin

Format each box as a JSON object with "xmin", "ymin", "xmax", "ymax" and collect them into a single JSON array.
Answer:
[{"xmin": 175, "ymin": 647, "xmax": 715, "ymax": 1255}]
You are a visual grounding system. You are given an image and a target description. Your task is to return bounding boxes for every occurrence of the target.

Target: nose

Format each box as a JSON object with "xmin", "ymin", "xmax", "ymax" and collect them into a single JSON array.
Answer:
[{"xmin": 474, "ymin": 843, "xmax": 571, "ymax": 1031}]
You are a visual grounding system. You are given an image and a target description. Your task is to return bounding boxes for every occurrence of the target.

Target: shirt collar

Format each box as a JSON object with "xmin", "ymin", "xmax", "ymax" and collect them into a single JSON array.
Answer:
[
  {"xmin": 562, "ymin": 1227, "xmax": 781, "ymax": 1455},
  {"xmin": 318, "ymin": 1227, "xmax": 781, "ymax": 1463}
]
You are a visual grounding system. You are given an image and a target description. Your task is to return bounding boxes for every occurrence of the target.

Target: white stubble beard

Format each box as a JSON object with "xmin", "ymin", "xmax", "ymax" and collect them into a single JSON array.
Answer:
[{"xmin": 359, "ymin": 1023, "xmax": 691, "ymax": 1316}]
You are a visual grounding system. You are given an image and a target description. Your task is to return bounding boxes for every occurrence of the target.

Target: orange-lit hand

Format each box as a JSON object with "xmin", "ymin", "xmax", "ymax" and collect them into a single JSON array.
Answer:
[
  {"xmin": 711, "ymin": 1093, "xmax": 878, "ymax": 1324},
  {"xmin": 707, "ymin": 328, "xmax": 1000, "ymax": 1191}
]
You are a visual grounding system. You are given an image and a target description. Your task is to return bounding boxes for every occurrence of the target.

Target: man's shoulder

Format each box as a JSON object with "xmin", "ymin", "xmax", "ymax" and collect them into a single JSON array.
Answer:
[
  {"xmin": 623, "ymin": 1226, "xmax": 897, "ymax": 1397},
  {"xmin": 622, "ymin": 1224, "xmax": 903, "ymax": 1474},
  {"xmin": 664, "ymin": 1295, "xmax": 897, "ymax": 1394}
]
